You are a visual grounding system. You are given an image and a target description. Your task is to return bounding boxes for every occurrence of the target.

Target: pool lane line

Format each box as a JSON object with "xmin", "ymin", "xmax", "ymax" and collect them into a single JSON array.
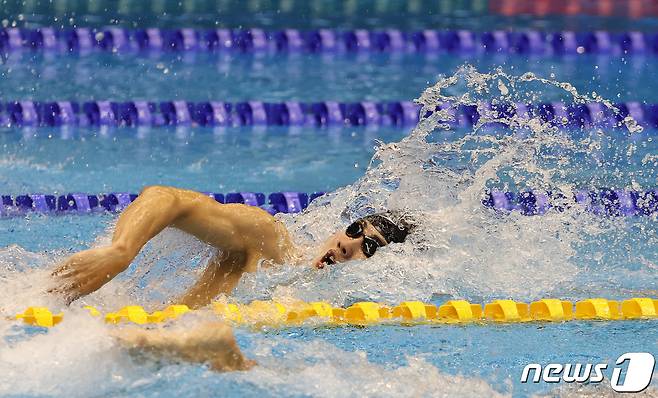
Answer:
[
  {"xmin": 1, "ymin": 28, "xmax": 657, "ymax": 55},
  {"xmin": 13, "ymin": 298, "xmax": 658, "ymax": 328},
  {"xmin": 0, "ymin": 100, "xmax": 655, "ymax": 129},
  {"xmin": 1, "ymin": 190, "xmax": 657, "ymax": 217}
]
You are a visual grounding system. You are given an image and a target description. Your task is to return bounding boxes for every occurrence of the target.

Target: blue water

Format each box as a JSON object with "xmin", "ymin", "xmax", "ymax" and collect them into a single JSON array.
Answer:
[
  {"xmin": 1, "ymin": 4, "xmax": 658, "ymax": 398},
  {"xmin": 0, "ymin": 120, "xmax": 656, "ymax": 396},
  {"xmin": 2, "ymin": 52, "xmax": 658, "ymax": 102},
  {"xmin": 261, "ymin": 320, "xmax": 658, "ymax": 397},
  {"xmin": 0, "ymin": 125, "xmax": 654, "ymax": 195},
  {"xmin": 0, "ymin": 126, "xmax": 408, "ymax": 194}
]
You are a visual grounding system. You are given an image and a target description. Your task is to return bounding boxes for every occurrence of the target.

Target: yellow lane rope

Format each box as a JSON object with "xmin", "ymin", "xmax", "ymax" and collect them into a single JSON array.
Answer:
[{"xmin": 13, "ymin": 298, "xmax": 658, "ymax": 328}]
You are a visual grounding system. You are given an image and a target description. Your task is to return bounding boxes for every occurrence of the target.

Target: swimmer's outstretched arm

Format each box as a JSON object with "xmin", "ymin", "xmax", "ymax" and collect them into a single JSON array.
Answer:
[
  {"xmin": 51, "ymin": 185, "xmax": 292, "ymax": 306},
  {"xmin": 111, "ymin": 321, "xmax": 255, "ymax": 372}
]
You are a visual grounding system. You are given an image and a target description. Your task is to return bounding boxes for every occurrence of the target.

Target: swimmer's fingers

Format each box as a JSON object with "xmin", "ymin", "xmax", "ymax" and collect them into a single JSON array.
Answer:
[
  {"xmin": 51, "ymin": 261, "xmax": 78, "ymax": 277},
  {"xmin": 46, "ymin": 280, "xmax": 71, "ymax": 295},
  {"xmin": 48, "ymin": 287, "xmax": 78, "ymax": 305},
  {"xmin": 57, "ymin": 273, "xmax": 107, "ymax": 302},
  {"xmin": 46, "ymin": 281, "xmax": 80, "ymax": 298},
  {"xmin": 47, "ymin": 271, "xmax": 83, "ymax": 298},
  {"xmin": 51, "ymin": 266, "xmax": 83, "ymax": 282},
  {"xmin": 53, "ymin": 263, "xmax": 100, "ymax": 288},
  {"xmin": 51, "ymin": 264, "xmax": 68, "ymax": 277},
  {"xmin": 62, "ymin": 284, "xmax": 86, "ymax": 305},
  {"xmin": 51, "ymin": 257, "xmax": 91, "ymax": 277},
  {"xmin": 46, "ymin": 275, "xmax": 90, "ymax": 303},
  {"xmin": 54, "ymin": 262, "xmax": 115, "ymax": 286},
  {"xmin": 49, "ymin": 262, "xmax": 115, "ymax": 303}
]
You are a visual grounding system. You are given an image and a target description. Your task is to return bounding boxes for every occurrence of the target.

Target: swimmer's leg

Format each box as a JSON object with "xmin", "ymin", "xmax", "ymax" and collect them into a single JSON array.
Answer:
[
  {"xmin": 111, "ymin": 321, "xmax": 255, "ymax": 372},
  {"xmin": 51, "ymin": 186, "xmax": 184, "ymax": 302}
]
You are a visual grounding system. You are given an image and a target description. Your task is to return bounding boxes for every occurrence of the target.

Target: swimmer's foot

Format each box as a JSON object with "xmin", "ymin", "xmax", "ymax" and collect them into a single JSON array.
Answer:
[{"xmin": 112, "ymin": 321, "xmax": 255, "ymax": 372}]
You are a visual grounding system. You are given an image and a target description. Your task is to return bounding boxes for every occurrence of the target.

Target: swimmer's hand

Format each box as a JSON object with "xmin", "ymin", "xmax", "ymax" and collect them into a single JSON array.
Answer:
[
  {"xmin": 50, "ymin": 246, "xmax": 130, "ymax": 303},
  {"xmin": 111, "ymin": 321, "xmax": 255, "ymax": 372}
]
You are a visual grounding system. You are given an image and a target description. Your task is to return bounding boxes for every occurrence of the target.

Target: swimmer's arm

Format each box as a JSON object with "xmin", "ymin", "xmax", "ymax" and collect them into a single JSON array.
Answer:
[
  {"xmin": 176, "ymin": 251, "xmax": 250, "ymax": 309},
  {"xmin": 111, "ymin": 321, "xmax": 255, "ymax": 372},
  {"xmin": 51, "ymin": 185, "xmax": 290, "ymax": 303}
]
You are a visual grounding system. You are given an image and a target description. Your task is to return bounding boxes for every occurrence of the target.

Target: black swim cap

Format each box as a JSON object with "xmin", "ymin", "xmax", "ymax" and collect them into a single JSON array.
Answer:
[{"xmin": 361, "ymin": 211, "xmax": 414, "ymax": 245}]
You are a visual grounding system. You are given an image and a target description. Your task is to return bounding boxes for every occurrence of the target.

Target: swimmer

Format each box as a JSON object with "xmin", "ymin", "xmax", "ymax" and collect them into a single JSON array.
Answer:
[
  {"xmin": 51, "ymin": 185, "xmax": 414, "ymax": 308},
  {"xmin": 47, "ymin": 185, "xmax": 412, "ymax": 372}
]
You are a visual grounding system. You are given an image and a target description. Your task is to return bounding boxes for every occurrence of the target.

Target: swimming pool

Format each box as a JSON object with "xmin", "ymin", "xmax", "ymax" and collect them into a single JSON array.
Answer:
[
  {"xmin": 1, "ymin": 5, "xmax": 658, "ymax": 398},
  {"xmin": 3, "ymin": 44, "xmax": 658, "ymax": 102}
]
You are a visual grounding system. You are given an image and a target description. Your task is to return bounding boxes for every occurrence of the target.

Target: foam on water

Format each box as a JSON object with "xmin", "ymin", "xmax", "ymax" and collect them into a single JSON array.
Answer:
[
  {"xmin": 0, "ymin": 312, "xmax": 140, "ymax": 397},
  {"xmin": 0, "ymin": 310, "xmax": 508, "ymax": 397},
  {"xmin": 231, "ymin": 338, "xmax": 508, "ymax": 398},
  {"xmin": 232, "ymin": 66, "xmax": 651, "ymax": 305},
  {"xmin": 0, "ymin": 66, "xmax": 655, "ymax": 396}
]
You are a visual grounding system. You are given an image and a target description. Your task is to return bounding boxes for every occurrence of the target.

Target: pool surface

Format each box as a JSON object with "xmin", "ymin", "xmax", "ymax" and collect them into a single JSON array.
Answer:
[
  {"xmin": 3, "ymin": 51, "xmax": 658, "ymax": 102},
  {"xmin": 1, "ymin": 2, "xmax": 658, "ymax": 398}
]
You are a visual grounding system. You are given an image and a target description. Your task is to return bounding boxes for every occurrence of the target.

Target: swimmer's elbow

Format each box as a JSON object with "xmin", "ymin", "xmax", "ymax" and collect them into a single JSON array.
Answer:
[
  {"xmin": 138, "ymin": 185, "xmax": 181, "ymax": 206},
  {"xmin": 138, "ymin": 185, "xmax": 189, "ymax": 218},
  {"xmin": 139, "ymin": 185, "xmax": 172, "ymax": 196},
  {"xmin": 140, "ymin": 185, "xmax": 193, "ymax": 201}
]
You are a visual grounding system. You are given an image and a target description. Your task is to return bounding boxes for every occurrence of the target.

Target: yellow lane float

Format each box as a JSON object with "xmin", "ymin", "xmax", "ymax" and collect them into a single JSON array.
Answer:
[
  {"xmin": 621, "ymin": 298, "xmax": 658, "ymax": 319},
  {"xmin": 213, "ymin": 302, "xmax": 243, "ymax": 323},
  {"xmin": 484, "ymin": 300, "xmax": 530, "ymax": 322},
  {"xmin": 343, "ymin": 302, "xmax": 383, "ymax": 324},
  {"xmin": 392, "ymin": 301, "xmax": 437, "ymax": 321},
  {"xmin": 286, "ymin": 302, "xmax": 334, "ymax": 323},
  {"xmin": 528, "ymin": 299, "xmax": 573, "ymax": 321},
  {"xmin": 575, "ymin": 299, "xmax": 621, "ymax": 320},
  {"xmin": 13, "ymin": 297, "xmax": 658, "ymax": 328},
  {"xmin": 83, "ymin": 306, "xmax": 101, "ymax": 317},
  {"xmin": 438, "ymin": 300, "xmax": 483, "ymax": 323},
  {"xmin": 16, "ymin": 307, "xmax": 63, "ymax": 327}
]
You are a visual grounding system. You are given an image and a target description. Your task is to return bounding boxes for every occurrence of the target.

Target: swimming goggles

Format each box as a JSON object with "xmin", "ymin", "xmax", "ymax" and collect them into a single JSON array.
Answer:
[{"xmin": 345, "ymin": 220, "xmax": 385, "ymax": 258}]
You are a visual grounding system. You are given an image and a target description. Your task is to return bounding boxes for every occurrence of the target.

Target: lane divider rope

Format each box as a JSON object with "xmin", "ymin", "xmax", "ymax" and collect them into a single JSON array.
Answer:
[
  {"xmin": 13, "ymin": 297, "xmax": 658, "ymax": 328},
  {"xmin": 0, "ymin": 191, "xmax": 324, "ymax": 217},
  {"xmin": 0, "ymin": 100, "xmax": 656, "ymax": 128},
  {"xmin": 1, "ymin": 189, "xmax": 657, "ymax": 217},
  {"xmin": 483, "ymin": 189, "xmax": 658, "ymax": 217},
  {"xmin": 2, "ymin": 28, "xmax": 657, "ymax": 55}
]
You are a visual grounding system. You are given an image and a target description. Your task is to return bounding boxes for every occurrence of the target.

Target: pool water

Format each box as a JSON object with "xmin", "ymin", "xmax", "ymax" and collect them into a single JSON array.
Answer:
[
  {"xmin": 0, "ymin": 126, "xmax": 408, "ymax": 194},
  {"xmin": 2, "ymin": 51, "xmax": 658, "ymax": 102},
  {"xmin": 1, "ymin": 5, "xmax": 658, "ymax": 398}
]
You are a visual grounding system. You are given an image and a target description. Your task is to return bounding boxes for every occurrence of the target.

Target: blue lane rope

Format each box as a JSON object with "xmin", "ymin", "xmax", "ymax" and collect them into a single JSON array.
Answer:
[
  {"xmin": 483, "ymin": 189, "xmax": 658, "ymax": 217},
  {"xmin": 0, "ymin": 192, "xmax": 324, "ymax": 217},
  {"xmin": 1, "ymin": 190, "xmax": 656, "ymax": 218},
  {"xmin": 1, "ymin": 28, "xmax": 657, "ymax": 55},
  {"xmin": 0, "ymin": 100, "xmax": 656, "ymax": 129}
]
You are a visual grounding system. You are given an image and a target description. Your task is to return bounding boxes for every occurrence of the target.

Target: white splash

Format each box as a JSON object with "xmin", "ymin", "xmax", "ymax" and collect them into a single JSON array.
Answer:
[
  {"xmin": 233, "ymin": 338, "xmax": 509, "ymax": 398},
  {"xmin": 234, "ymin": 66, "xmax": 647, "ymax": 306},
  {"xmin": 0, "ymin": 66, "xmax": 653, "ymax": 398}
]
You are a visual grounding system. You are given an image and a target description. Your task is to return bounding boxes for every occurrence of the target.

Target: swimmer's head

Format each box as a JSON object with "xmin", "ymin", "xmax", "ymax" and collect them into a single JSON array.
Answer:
[{"xmin": 312, "ymin": 211, "xmax": 414, "ymax": 269}]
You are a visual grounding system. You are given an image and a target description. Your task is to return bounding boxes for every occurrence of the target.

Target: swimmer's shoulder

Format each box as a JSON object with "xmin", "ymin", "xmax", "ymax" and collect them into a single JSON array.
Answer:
[
  {"xmin": 159, "ymin": 187, "xmax": 294, "ymax": 259},
  {"xmin": 232, "ymin": 206, "xmax": 294, "ymax": 263}
]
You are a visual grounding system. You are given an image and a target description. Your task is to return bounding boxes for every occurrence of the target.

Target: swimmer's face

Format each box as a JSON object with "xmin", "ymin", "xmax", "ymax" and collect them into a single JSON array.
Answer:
[{"xmin": 312, "ymin": 220, "xmax": 388, "ymax": 269}]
